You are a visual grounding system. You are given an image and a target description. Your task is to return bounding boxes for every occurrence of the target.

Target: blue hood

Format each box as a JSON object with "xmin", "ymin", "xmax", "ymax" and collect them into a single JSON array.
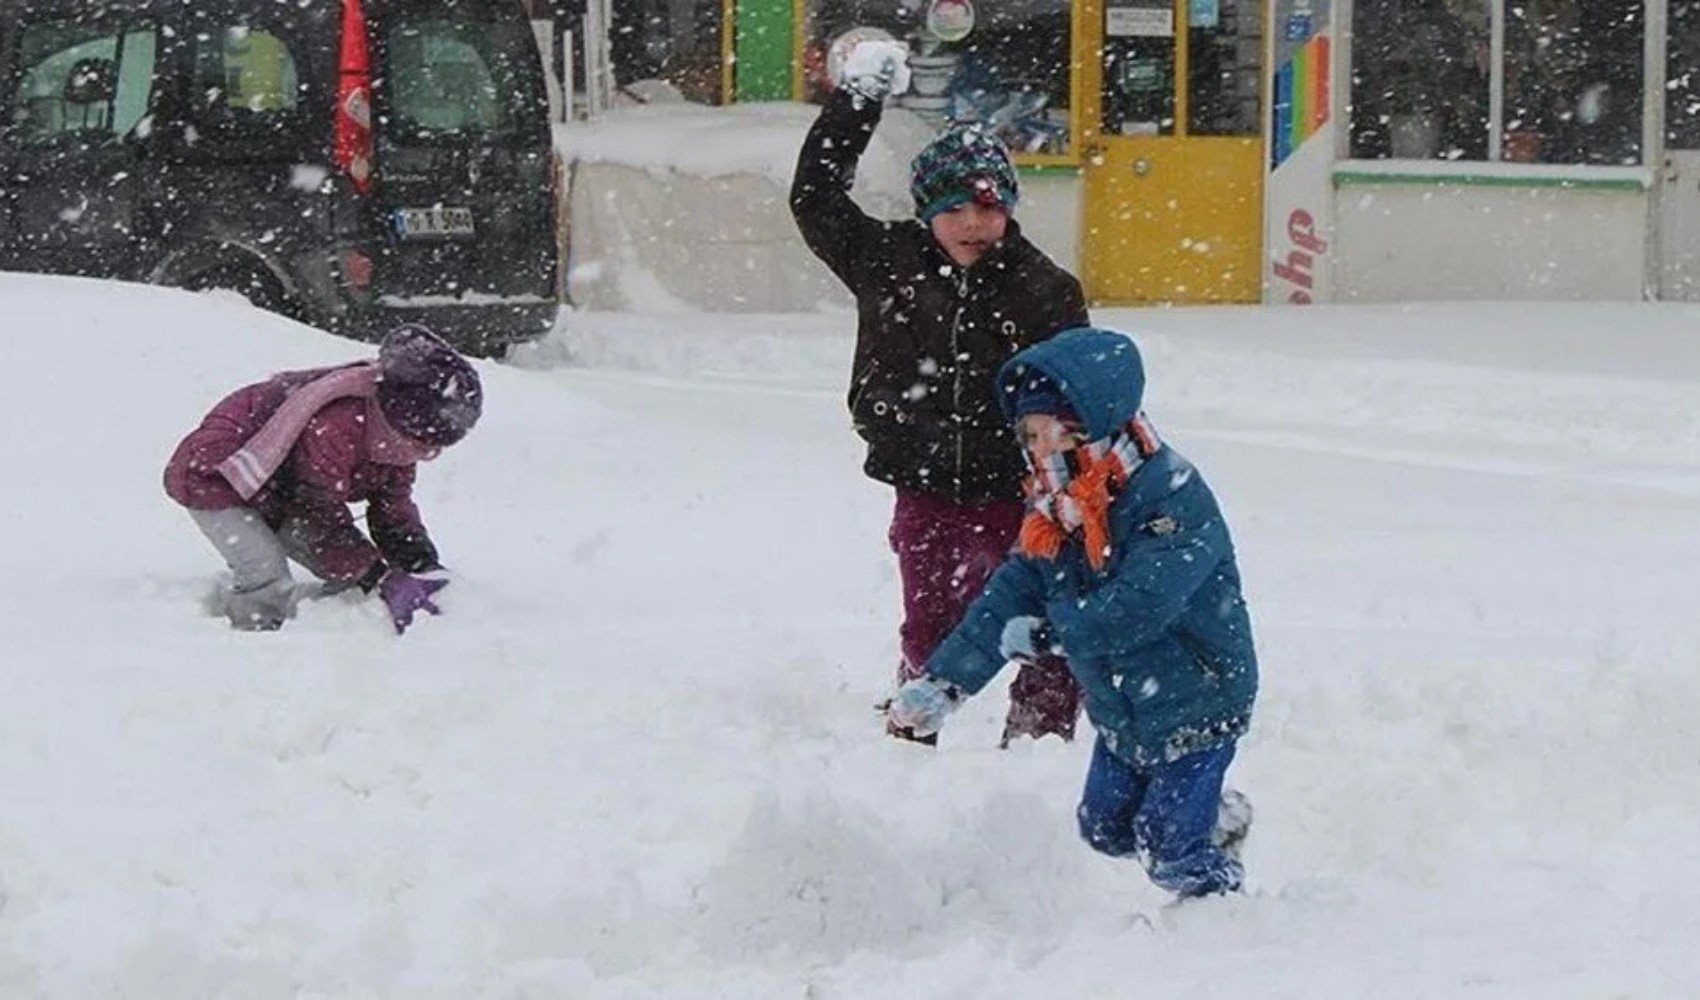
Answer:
[{"xmin": 996, "ymin": 327, "xmax": 1146, "ymax": 441}]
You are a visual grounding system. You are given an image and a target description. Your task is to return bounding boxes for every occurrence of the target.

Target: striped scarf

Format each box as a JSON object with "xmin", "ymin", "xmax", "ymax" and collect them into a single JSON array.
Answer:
[
  {"xmin": 216, "ymin": 363, "xmax": 379, "ymax": 499},
  {"xmin": 1018, "ymin": 413, "xmax": 1162, "ymax": 571}
]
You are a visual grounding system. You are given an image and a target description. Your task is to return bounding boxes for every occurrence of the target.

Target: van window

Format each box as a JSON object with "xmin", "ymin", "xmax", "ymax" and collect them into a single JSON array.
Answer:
[
  {"xmin": 186, "ymin": 25, "xmax": 307, "ymax": 155},
  {"xmin": 11, "ymin": 23, "xmax": 157, "ymax": 144},
  {"xmin": 193, "ymin": 27, "xmax": 302, "ymax": 115},
  {"xmin": 383, "ymin": 19, "xmax": 538, "ymax": 140}
]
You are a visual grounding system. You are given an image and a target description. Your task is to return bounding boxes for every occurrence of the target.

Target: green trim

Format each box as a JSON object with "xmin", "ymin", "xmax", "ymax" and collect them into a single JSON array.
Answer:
[
  {"xmin": 1017, "ymin": 163, "xmax": 1084, "ymax": 177},
  {"xmin": 1334, "ymin": 170, "xmax": 1645, "ymax": 192},
  {"xmin": 734, "ymin": 0, "xmax": 792, "ymax": 102}
]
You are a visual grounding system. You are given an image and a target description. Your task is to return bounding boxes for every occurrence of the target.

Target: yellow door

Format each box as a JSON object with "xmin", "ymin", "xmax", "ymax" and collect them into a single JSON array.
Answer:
[{"xmin": 1081, "ymin": 0, "xmax": 1265, "ymax": 304}]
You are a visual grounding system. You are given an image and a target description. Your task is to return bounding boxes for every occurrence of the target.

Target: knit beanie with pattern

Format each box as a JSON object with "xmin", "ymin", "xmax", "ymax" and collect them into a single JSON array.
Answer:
[{"xmin": 909, "ymin": 122, "xmax": 1019, "ymax": 223}]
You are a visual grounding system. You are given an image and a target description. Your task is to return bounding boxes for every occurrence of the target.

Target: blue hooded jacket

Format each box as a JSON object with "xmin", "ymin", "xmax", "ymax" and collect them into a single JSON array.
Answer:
[{"xmin": 925, "ymin": 328, "xmax": 1258, "ymax": 767}]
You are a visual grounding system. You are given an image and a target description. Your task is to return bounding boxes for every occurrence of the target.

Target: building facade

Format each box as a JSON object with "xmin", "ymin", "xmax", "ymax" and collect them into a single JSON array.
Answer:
[{"xmin": 564, "ymin": 0, "xmax": 1700, "ymax": 305}]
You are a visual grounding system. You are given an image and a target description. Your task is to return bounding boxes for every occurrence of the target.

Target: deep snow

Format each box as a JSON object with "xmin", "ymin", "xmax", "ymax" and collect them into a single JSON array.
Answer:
[{"xmin": 3, "ymin": 272, "xmax": 1700, "ymax": 996}]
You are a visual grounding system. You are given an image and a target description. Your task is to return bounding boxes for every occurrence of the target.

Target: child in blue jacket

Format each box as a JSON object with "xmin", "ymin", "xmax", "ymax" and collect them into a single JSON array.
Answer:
[{"xmin": 886, "ymin": 327, "xmax": 1258, "ymax": 898}]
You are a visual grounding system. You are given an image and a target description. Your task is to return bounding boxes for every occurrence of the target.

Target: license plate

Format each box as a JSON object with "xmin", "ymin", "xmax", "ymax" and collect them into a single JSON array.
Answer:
[{"xmin": 394, "ymin": 206, "xmax": 475, "ymax": 238}]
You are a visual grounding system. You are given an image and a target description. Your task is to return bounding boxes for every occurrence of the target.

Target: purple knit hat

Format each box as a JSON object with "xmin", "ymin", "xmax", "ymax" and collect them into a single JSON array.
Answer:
[{"xmin": 375, "ymin": 325, "xmax": 483, "ymax": 447}]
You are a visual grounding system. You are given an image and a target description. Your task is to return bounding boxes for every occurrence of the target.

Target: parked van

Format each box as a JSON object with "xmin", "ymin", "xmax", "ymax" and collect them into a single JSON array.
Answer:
[{"xmin": 0, "ymin": 0, "xmax": 559, "ymax": 355}]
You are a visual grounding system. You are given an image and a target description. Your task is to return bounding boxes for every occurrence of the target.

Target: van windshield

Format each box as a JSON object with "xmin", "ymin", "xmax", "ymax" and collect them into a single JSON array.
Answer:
[{"xmin": 382, "ymin": 18, "xmax": 541, "ymax": 143}]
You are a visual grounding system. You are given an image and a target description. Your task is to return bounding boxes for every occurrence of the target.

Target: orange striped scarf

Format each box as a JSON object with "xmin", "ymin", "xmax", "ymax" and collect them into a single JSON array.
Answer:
[{"xmin": 1018, "ymin": 414, "xmax": 1161, "ymax": 571}]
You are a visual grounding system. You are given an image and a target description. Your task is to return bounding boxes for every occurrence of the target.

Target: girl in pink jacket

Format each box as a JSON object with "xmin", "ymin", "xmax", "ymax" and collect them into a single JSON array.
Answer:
[{"xmin": 164, "ymin": 325, "xmax": 482, "ymax": 632}]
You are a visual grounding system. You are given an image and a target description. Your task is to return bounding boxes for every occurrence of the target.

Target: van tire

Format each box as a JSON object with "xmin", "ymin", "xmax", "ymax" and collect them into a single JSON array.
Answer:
[{"xmin": 182, "ymin": 264, "xmax": 302, "ymax": 322}]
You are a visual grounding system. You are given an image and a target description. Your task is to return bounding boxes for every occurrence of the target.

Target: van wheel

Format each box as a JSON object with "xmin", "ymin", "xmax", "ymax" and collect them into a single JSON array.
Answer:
[{"xmin": 184, "ymin": 265, "xmax": 301, "ymax": 321}]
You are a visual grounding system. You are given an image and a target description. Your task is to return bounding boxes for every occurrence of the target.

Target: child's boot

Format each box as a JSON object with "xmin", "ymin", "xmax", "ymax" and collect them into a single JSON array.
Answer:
[
  {"xmin": 1212, "ymin": 788, "xmax": 1253, "ymax": 862},
  {"xmin": 875, "ymin": 696, "xmax": 939, "ymax": 746},
  {"xmin": 886, "ymin": 719, "xmax": 939, "ymax": 746}
]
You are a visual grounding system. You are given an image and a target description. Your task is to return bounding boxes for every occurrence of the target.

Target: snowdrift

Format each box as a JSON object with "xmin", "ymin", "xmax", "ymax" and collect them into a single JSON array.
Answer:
[{"xmin": 3, "ymin": 273, "xmax": 1700, "ymax": 995}]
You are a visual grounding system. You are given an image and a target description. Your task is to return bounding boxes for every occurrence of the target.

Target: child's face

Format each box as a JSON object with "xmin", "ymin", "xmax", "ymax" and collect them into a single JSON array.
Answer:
[
  {"xmin": 929, "ymin": 200, "xmax": 1009, "ymax": 266},
  {"xmin": 1017, "ymin": 413, "xmax": 1084, "ymax": 461}
]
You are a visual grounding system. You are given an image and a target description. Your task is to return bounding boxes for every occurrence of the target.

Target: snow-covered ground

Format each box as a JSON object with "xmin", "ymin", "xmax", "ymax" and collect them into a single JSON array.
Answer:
[{"xmin": 4, "ymin": 272, "xmax": 1700, "ymax": 996}]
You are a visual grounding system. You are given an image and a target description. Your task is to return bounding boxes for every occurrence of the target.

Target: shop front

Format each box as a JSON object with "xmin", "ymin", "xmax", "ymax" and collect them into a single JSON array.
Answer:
[
  {"xmin": 711, "ymin": 0, "xmax": 1700, "ymax": 305},
  {"xmin": 759, "ymin": 0, "xmax": 1267, "ymax": 304},
  {"xmin": 1274, "ymin": 0, "xmax": 1700, "ymax": 304}
]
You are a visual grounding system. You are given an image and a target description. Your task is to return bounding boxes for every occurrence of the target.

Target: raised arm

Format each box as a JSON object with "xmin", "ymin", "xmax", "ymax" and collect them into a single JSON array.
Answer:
[{"xmin": 789, "ymin": 89, "xmax": 891, "ymax": 289}]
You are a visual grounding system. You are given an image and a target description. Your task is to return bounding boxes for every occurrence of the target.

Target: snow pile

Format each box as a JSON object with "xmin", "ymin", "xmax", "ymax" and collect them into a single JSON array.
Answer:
[
  {"xmin": 555, "ymin": 100, "xmax": 930, "ymax": 196},
  {"xmin": 555, "ymin": 102, "xmax": 935, "ymax": 313},
  {"xmin": 2, "ymin": 274, "xmax": 1699, "ymax": 996}
]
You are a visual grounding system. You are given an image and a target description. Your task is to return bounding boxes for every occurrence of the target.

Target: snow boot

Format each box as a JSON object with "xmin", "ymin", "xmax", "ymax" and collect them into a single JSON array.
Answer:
[
  {"xmin": 1212, "ymin": 788, "xmax": 1253, "ymax": 862},
  {"xmin": 875, "ymin": 697, "xmax": 939, "ymax": 746},
  {"xmin": 886, "ymin": 720, "xmax": 939, "ymax": 746}
]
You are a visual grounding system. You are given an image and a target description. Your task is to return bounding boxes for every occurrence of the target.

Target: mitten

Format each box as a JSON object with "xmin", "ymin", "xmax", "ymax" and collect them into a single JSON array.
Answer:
[
  {"xmin": 885, "ymin": 676, "xmax": 962, "ymax": 738},
  {"xmin": 999, "ymin": 615, "xmax": 1059, "ymax": 664},
  {"xmin": 379, "ymin": 570, "xmax": 449, "ymax": 634}
]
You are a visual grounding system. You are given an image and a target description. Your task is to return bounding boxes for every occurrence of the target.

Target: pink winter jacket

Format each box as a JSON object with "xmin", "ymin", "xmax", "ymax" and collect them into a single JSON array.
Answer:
[{"xmin": 164, "ymin": 368, "xmax": 437, "ymax": 584}]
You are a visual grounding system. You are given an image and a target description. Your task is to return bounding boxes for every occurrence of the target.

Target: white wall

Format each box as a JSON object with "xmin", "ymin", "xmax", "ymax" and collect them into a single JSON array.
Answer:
[
  {"xmin": 567, "ymin": 162, "xmax": 853, "ymax": 312},
  {"xmin": 560, "ymin": 102, "xmax": 934, "ymax": 313},
  {"xmin": 1014, "ymin": 172, "xmax": 1083, "ymax": 276},
  {"xmin": 1333, "ymin": 182, "xmax": 1650, "ymax": 302}
]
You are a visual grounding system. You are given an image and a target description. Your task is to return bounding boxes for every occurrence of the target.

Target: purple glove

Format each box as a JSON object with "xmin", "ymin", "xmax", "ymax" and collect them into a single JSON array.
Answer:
[{"xmin": 378, "ymin": 570, "xmax": 448, "ymax": 634}]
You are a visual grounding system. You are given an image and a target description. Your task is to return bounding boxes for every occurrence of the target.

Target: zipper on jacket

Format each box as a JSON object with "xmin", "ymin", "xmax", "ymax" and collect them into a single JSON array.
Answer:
[{"xmin": 950, "ymin": 268, "xmax": 970, "ymax": 493}]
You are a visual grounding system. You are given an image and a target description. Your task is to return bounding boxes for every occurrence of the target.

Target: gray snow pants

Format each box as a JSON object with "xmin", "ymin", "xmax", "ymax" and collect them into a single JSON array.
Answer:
[{"xmin": 189, "ymin": 507, "xmax": 312, "ymax": 631}]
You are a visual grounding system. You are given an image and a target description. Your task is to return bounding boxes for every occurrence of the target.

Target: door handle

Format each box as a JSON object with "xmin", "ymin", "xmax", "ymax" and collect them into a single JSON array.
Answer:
[{"xmin": 1132, "ymin": 158, "xmax": 1152, "ymax": 177}]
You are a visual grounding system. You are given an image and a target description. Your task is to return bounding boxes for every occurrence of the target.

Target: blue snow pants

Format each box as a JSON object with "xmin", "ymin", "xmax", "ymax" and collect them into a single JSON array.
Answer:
[{"xmin": 1076, "ymin": 736, "xmax": 1243, "ymax": 898}]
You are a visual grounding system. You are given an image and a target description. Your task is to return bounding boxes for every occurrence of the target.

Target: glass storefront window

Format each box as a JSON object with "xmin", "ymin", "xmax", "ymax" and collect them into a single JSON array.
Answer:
[
  {"xmin": 1350, "ymin": 0, "xmax": 1647, "ymax": 166},
  {"xmin": 1100, "ymin": 1, "xmax": 1177, "ymax": 137},
  {"xmin": 802, "ymin": 0, "xmax": 1077, "ymax": 159},
  {"xmin": 1187, "ymin": 0, "xmax": 1263, "ymax": 136},
  {"xmin": 1504, "ymin": 0, "xmax": 1643, "ymax": 165},
  {"xmin": 1666, "ymin": 0, "xmax": 1700, "ymax": 149},
  {"xmin": 611, "ymin": 0, "xmax": 725, "ymax": 104},
  {"xmin": 951, "ymin": 2, "xmax": 1074, "ymax": 155},
  {"xmin": 1349, "ymin": 0, "xmax": 1489, "ymax": 160}
]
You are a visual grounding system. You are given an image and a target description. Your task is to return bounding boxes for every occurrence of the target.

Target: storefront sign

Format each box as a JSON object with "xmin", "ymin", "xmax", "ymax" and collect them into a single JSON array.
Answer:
[
  {"xmin": 1270, "ymin": 2, "xmax": 1330, "ymax": 170},
  {"xmin": 1271, "ymin": 208, "xmax": 1330, "ymax": 303},
  {"xmin": 1266, "ymin": 0, "xmax": 1334, "ymax": 304},
  {"xmin": 1107, "ymin": 5, "xmax": 1174, "ymax": 38}
]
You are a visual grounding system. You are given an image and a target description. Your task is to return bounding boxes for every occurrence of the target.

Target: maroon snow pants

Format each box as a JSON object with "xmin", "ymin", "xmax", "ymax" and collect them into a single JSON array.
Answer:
[{"xmin": 889, "ymin": 488, "xmax": 1081, "ymax": 743}]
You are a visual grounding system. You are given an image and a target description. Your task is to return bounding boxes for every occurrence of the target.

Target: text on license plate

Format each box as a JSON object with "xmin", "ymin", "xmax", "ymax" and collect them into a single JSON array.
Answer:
[{"xmin": 395, "ymin": 206, "xmax": 475, "ymax": 238}]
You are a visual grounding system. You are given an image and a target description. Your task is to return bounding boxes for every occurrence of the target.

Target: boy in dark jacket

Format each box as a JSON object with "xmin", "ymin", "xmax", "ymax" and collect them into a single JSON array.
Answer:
[
  {"xmin": 164, "ymin": 325, "xmax": 481, "ymax": 633},
  {"xmin": 790, "ymin": 41, "xmax": 1088, "ymax": 745},
  {"xmin": 887, "ymin": 328, "xmax": 1257, "ymax": 898}
]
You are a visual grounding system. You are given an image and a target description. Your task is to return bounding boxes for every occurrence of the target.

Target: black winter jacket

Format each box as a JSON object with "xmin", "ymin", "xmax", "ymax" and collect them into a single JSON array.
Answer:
[{"xmin": 790, "ymin": 93, "xmax": 1089, "ymax": 504}]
